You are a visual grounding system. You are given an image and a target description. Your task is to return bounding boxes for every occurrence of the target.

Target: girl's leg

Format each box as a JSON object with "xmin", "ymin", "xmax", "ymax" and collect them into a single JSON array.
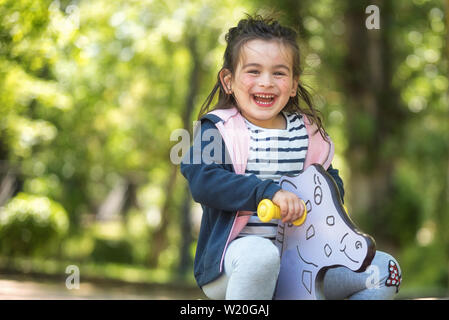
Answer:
[
  {"xmin": 322, "ymin": 250, "xmax": 402, "ymax": 300},
  {"xmin": 202, "ymin": 236, "xmax": 281, "ymax": 300},
  {"xmin": 201, "ymin": 271, "xmax": 228, "ymax": 300}
]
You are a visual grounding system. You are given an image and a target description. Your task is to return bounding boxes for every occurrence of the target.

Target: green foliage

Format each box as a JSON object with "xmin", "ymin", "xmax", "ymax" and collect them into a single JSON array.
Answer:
[
  {"xmin": 400, "ymin": 242, "xmax": 449, "ymax": 290},
  {"xmin": 59, "ymin": 210, "xmax": 152, "ymax": 265},
  {"xmin": 0, "ymin": 192, "xmax": 69, "ymax": 256},
  {"xmin": 0, "ymin": 0, "xmax": 447, "ymax": 296},
  {"xmin": 90, "ymin": 238, "xmax": 134, "ymax": 264}
]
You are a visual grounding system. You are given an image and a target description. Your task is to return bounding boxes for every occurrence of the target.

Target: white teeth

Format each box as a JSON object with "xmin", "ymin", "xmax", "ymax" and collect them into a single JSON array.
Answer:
[
  {"xmin": 253, "ymin": 94, "xmax": 275, "ymax": 105},
  {"xmin": 254, "ymin": 94, "xmax": 275, "ymax": 99}
]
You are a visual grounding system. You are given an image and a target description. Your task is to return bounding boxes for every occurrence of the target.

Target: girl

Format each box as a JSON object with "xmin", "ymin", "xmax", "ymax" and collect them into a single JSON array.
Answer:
[{"xmin": 181, "ymin": 15, "xmax": 401, "ymax": 300}]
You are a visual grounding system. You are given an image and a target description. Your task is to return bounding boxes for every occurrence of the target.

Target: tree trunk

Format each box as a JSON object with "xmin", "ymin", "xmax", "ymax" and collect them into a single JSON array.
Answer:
[
  {"xmin": 148, "ymin": 34, "xmax": 201, "ymax": 270},
  {"xmin": 178, "ymin": 34, "xmax": 201, "ymax": 275},
  {"xmin": 148, "ymin": 164, "xmax": 178, "ymax": 268},
  {"xmin": 258, "ymin": 0, "xmax": 305, "ymax": 38},
  {"xmin": 342, "ymin": 1, "xmax": 407, "ymax": 244},
  {"xmin": 0, "ymin": 169, "xmax": 16, "ymax": 207}
]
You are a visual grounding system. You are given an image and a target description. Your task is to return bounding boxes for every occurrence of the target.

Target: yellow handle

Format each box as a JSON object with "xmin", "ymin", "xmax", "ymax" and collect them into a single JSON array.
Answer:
[{"xmin": 257, "ymin": 199, "xmax": 307, "ymax": 226}]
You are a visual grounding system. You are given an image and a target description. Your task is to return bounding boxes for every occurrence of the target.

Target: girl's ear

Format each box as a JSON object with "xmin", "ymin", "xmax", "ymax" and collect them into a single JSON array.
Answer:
[
  {"xmin": 291, "ymin": 76, "xmax": 299, "ymax": 97},
  {"xmin": 219, "ymin": 68, "xmax": 233, "ymax": 94}
]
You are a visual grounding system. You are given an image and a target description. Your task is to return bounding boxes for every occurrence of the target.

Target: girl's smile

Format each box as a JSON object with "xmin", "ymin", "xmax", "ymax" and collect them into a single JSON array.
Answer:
[
  {"xmin": 221, "ymin": 39, "xmax": 298, "ymax": 129},
  {"xmin": 252, "ymin": 93, "xmax": 277, "ymax": 107}
]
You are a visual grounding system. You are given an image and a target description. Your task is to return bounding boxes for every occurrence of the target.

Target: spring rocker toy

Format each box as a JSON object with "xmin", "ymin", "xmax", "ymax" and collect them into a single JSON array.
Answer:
[{"xmin": 257, "ymin": 164, "xmax": 376, "ymax": 300}]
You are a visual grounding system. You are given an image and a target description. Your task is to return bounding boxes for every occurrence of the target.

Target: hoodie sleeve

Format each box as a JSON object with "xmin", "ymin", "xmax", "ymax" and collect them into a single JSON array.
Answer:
[{"xmin": 180, "ymin": 119, "xmax": 281, "ymax": 212}]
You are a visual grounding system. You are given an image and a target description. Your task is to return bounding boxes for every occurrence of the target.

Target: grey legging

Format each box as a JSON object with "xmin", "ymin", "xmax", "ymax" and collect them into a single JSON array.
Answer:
[{"xmin": 202, "ymin": 236, "xmax": 401, "ymax": 300}]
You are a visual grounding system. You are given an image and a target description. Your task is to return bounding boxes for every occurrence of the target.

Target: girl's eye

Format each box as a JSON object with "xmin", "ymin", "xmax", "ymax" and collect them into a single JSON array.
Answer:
[
  {"xmin": 274, "ymin": 72, "xmax": 287, "ymax": 76},
  {"xmin": 247, "ymin": 70, "xmax": 259, "ymax": 74}
]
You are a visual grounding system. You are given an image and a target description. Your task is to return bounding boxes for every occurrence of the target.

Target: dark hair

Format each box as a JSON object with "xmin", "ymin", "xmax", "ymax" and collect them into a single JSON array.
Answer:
[{"xmin": 198, "ymin": 14, "xmax": 327, "ymax": 138}]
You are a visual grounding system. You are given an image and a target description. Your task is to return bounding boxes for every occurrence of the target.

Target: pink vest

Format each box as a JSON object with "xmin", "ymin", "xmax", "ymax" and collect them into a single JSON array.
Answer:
[{"xmin": 208, "ymin": 107, "xmax": 335, "ymax": 271}]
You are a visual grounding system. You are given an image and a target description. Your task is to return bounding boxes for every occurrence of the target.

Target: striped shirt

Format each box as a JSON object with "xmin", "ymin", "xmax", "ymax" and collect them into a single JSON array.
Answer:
[{"xmin": 238, "ymin": 111, "xmax": 308, "ymax": 241}]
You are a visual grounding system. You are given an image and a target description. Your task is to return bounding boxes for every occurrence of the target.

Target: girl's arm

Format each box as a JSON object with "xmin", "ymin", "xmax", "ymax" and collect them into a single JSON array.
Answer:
[{"xmin": 180, "ymin": 119, "xmax": 281, "ymax": 213}]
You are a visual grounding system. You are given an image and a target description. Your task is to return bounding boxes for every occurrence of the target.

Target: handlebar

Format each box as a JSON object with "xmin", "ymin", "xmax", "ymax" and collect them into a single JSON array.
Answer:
[{"xmin": 257, "ymin": 199, "xmax": 307, "ymax": 226}]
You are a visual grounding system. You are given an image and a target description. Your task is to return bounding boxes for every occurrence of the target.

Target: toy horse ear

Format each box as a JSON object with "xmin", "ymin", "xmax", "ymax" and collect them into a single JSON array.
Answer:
[{"xmin": 219, "ymin": 68, "xmax": 233, "ymax": 94}]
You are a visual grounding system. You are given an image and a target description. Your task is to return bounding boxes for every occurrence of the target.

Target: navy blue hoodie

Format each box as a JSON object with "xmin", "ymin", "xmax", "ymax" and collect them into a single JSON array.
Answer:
[{"xmin": 181, "ymin": 113, "xmax": 344, "ymax": 288}]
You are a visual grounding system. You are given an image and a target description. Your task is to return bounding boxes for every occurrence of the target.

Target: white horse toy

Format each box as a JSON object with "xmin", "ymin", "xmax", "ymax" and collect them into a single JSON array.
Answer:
[{"xmin": 258, "ymin": 164, "xmax": 376, "ymax": 300}]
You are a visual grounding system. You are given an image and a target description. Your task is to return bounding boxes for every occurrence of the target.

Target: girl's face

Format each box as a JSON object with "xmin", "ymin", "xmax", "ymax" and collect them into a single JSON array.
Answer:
[{"xmin": 221, "ymin": 39, "xmax": 298, "ymax": 129}]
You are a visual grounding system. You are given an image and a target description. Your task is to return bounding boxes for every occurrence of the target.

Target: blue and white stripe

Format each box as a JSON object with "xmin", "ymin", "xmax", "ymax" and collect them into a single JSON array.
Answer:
[{"xmin": 238, "ymin": 112, "xmax": 308, "ymax": 241}]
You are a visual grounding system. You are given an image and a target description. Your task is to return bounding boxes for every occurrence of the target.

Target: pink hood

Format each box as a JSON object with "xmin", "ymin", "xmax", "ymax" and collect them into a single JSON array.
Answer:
[{"xmin": 208, "ymin": 107, "xmax": 335, "ymax": 271}]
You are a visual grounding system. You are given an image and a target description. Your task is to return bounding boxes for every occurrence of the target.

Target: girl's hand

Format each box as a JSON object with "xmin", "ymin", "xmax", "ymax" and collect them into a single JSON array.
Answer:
[{"xmin": 271, "ymin": 189, "xmax": 306, "ymax": 224}]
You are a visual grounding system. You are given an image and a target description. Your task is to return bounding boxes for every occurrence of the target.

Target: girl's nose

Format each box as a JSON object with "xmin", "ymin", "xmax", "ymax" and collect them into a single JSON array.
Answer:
[{"xmin": 258, "ymin": 73, "xmax": 274, "ymax": 87}]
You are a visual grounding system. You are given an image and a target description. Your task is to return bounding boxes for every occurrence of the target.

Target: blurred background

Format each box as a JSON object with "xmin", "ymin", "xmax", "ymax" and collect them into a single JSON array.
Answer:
[{"xmin": 0, "ymin": 0, "xmax": 447, "ymax": 299}]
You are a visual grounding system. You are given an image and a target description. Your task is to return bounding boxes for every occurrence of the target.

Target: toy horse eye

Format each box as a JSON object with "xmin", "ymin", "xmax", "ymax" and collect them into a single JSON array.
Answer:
[{"xmin": 355, "ymin": 241, "xmax": 362, "ymax": 250}]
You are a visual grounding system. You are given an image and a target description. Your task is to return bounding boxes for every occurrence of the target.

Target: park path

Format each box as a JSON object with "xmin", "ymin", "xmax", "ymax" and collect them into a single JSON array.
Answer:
[
  {"xmin": 1, "ymin": 274, "xmax": 446, "ymax": 300},
  {"xmin": 0, "ymin": 274, "xmax": 206, "ymax": 300}
]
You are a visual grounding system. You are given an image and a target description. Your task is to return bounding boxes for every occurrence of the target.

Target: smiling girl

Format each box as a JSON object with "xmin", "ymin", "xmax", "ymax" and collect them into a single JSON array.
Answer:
[{"xmin": 181, "ymin": 14, "xmax": 401, "ymax": 300}]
